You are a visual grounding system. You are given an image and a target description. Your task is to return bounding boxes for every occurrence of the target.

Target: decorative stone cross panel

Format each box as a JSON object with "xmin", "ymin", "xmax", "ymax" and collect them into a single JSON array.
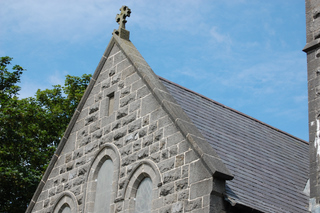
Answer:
[{"xmin": 116, "ymin": 6, "xmax": 131, "ymax": 30}]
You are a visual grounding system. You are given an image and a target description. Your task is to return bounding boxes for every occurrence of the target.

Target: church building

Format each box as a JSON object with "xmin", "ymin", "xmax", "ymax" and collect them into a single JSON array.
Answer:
[{"xmin": 26, "ymin": 3, "xmax": 312, "ymax": 213}]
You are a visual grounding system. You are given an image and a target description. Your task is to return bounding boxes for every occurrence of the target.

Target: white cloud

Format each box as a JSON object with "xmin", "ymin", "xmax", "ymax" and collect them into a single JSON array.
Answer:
[
  {"xmin": 1, "ymin": 0, "xmax": 307, "ymax": 139},
  {"xmin": 220, "ymin": 51, "xmax": 305, "ymax": 92},
  {"xmin": 0, "ymin": 0, "xmax": 119, "ymax": 42},
  {"xmin": 18, "ymin": 78, "xmax": 47, "ymax": 99},
  {"xmin": 0, "ymin": 0, "xmax": 210, "ymax": 43},
  {"xmin": 48, "ymin": 70, "xmax": 68, "ymax": 86},
  {"xmin": 176, "ymin": 67, "xmax": 207, "ymax": 80},
  {"xmin": 294, "ymin": 95, "xmax": 308, "ymax": 103},
  {"xmin": 264, "ymin": 23, "xmax": 275, "ymax": 36},
  {"xmin": 18, "ymin": 70, "xmax": 68, "ymax": 99},
  {"xmin": 210, "ymin": 27, "xmax": 232, "ymax": 44}
]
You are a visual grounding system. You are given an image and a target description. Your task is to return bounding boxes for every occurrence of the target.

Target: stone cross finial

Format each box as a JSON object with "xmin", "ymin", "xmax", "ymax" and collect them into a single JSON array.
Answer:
[
  {"xmin": 113, "ymin": 6, "xmax": 131, "ymax": 40},
  {"xmin": 116, "ymin": 6, "xmax": 131, "ymax": 30}
]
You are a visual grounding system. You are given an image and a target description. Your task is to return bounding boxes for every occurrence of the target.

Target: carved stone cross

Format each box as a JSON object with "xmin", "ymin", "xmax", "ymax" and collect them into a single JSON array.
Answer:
[
  {"xmin": 114, "ymin": 6, "xmax": 131, "ymax": 40},
  {"xmin": 116, "ymin": 6, "xmax": 131, "ymax": 30}
]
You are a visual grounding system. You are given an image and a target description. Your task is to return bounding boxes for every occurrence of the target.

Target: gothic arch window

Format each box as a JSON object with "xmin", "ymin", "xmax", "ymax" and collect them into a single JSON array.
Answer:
[
  {"xmin": 59, "ymin": 204, "xmax": 71, "ymax": 213},
  {"xmin": 134, "ymin": 177, "xmax": 153, "ymax": 213},
  {"xmin": 124, "ymin": 160, "xmax": 162, "ymax": 212},
  {"xmin": 93, "ymin": 158, "xmax": 114, "ymax": 213},
  {"xmin": 83, "ymin": 144, "xmax": 120, "ymax": 212},
  {"xmin": 52, "ymin": 192, "xmax": 78, "ymax": 213}
]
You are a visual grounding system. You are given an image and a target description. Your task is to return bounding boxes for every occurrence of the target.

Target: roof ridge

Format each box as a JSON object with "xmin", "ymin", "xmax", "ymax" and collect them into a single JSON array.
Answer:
[{"xmin": 158, "ymin": 76, "xmax": 309, "ymax": 145}]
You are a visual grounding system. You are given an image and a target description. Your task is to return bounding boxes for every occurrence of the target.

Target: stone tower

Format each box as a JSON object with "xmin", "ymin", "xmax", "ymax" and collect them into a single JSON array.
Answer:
[{"xmin": 304, "ymin": 0, "xmax": 320, "ymax": 212}]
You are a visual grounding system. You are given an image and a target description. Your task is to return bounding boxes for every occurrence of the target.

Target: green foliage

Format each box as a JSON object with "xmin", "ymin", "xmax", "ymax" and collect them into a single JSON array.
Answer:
[
  {"xmin": 35, "ymin": 74, "xmax": 91, "ymax": 146},
  {"xmin": 0, "ymin": 56, "xmax": 91, "ymax": 212},
  {"xmin": 0, "ymin": 56, "xmax": 24, "ymax": 100}
]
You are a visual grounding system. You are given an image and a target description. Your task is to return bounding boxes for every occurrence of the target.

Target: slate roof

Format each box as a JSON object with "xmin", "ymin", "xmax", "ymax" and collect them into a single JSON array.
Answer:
[{"xmin": 160, "ymin": 77, "xmax": 309, "ymax": 213}]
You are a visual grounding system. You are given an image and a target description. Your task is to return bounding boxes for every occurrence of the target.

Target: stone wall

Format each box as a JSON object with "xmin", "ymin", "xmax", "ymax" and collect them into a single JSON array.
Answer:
[
  {"xmin": 304, "ymin": 0, "xmax": 320, "ymax": 212},
  {"xmin": 29, "ymin": 40, "xmax": 226, "ymax": 213}
]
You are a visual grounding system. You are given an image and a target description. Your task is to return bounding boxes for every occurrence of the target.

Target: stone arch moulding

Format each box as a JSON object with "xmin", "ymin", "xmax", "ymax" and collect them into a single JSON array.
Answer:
[
  {"xmin": 121, "ymin": 160, "xmax": 162, "ymax": 211},
  {"xmin": 52, "ymin": 191, "xmax": 78, "ymax": 213},
  {"xmin": 83, "ymin": 143, "xmax": 121, "ymax": 213}
]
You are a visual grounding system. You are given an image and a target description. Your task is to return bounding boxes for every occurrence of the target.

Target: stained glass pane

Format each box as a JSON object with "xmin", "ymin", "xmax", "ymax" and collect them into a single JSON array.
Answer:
[
  {"xmin": 134, "ymin": 177, "xmax": 153, "ymax": 213},
  {"xmin": 94, "ymin": 159, "xmax": 114, "ymax": 213}
]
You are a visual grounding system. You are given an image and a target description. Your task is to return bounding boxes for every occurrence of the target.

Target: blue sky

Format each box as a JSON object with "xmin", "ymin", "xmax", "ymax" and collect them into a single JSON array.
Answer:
[{"xmin": 0, "ymin": 1, "xmax": 308, "ymax": 141}]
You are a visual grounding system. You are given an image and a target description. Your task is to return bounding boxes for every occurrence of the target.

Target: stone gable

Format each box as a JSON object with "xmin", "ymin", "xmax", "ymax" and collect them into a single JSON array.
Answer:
[{"xmin": 27, "ymin": 36, "xmax": 231, "ymax": 213}]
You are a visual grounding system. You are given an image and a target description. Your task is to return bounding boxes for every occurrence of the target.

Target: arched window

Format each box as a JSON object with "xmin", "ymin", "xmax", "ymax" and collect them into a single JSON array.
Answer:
[
  {"xmin": 59, "ymin": 204, "xmax": 71, "ymax": 213},
  {"xmin": 52, "ymin": 192, "xmax": 78, "ymax": 213},
  {"xmin": 84, "ymin": 144, "xmax": 120, "ymax": 213},
  {"xmin": 123, "ymin": 160, "xmax": 162, "ymax": 213},
  {"xmin": 93, "ymin": 159, "xmax": 114, "ymax": 213},
  {"xmin": 134, "ymin": 177, "xmax": 153, "ymax": 213}
]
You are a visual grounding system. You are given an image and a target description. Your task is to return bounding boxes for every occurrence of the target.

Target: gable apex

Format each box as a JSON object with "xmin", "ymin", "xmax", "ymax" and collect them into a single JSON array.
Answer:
[
  {"xmin": 111, "ymin": 35, "xmax": 233, "ymax": 180},
  {"xmin": 27, "ymin": 33, "xmax": 232, "ymax": 212}
]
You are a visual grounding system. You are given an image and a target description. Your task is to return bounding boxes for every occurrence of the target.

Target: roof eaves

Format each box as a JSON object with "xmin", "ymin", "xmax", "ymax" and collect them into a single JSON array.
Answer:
[{"xmin": 225, "ymin": 194, "xmax": 265, "ymax": 213}]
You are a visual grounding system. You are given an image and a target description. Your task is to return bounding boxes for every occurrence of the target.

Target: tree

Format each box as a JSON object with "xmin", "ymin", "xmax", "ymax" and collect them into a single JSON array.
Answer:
[
  {"xmin": 0, "ymin": 56, "xmax": 24, "ymax": 100},
  {"xmin": 35, "ymin": 74, "xmax": 92, "ymax": 146},
  {"xmin": 0, "ymin": 56, "xmax": 91, "ymax": 212}
]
